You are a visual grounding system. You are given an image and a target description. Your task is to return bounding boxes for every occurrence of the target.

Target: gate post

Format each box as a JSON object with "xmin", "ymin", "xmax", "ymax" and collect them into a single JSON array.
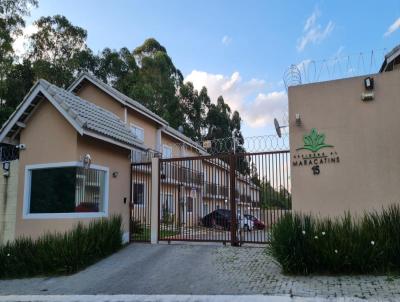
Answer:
[
  {"xmin": 229, "ymin": 153, "xmax": 239, "ymax": 246},
  {"xmin": 150, "ymin": 156, "xmax": 159, "ymax": 244}
]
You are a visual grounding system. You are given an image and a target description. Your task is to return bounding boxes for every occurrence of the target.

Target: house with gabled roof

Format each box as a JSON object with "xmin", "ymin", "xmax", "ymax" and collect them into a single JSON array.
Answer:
[
  {"xmin": 0, "ymin": 73, "xmax": 208, "ymax": 243},
  {"xmin": 0, "ymin": 73, "xmax": 261, "ymax": 244}
]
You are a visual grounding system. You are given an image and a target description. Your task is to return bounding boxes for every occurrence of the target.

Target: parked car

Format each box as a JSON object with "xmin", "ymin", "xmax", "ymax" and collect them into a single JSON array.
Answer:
[
  {"xmin": 201, "ymin": 209, "xmax": 254, "ymax": 231},
  {"xmin": 202, "ymin": 209, "xmax": 231, "ymax": 230},
  {"xmin": 243, "ymin": 214, "xmax": 265, "ymax": 230}
]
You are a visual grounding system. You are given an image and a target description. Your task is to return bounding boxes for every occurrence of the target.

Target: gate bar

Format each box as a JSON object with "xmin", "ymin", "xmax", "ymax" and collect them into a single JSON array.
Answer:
[
  {"xmin": 229, "ymin": 153, "xmax": 239, "ymax": 246},
  {"xmin": 151, "ymin": 156, "xmax": 159, "ymax": 244}
]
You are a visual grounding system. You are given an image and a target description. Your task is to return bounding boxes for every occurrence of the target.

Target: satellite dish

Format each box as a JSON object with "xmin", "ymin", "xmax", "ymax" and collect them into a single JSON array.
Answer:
[
  {"xmin": 178, "ymin": 125, "xmax": 184, "ymax": 133},
  {"xmin": 274, "ymin": 118, "xmax": 288, "ymax": 138}
]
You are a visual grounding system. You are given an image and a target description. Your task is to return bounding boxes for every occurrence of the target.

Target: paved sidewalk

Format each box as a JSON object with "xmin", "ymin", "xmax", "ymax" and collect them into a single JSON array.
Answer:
[{"xmin": 0, "ymin": 243, "xmax": 399, "ymax": 300}]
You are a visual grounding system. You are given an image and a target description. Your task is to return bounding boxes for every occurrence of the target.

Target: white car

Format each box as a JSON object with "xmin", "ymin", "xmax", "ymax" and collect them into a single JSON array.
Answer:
[{"xmin": 238, "ymin": 215, "xmax": 254, "ymax": 231}]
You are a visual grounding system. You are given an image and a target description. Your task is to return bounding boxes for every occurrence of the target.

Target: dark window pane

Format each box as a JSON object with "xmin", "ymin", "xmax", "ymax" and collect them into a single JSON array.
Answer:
[
  {"xmin": 187, "ymin": 197, "xmax": 193, "ymax": 212},
  {"xmin": 30, "ymin": 167, "xmax": 77, "ymax": 213},
  {"xmin": 133, "ymin": 183, "xmax": 144, "ymax": 205},
  {"xmin": 29, "ymin": 166, "xmax": 106, "ymax": 214}
]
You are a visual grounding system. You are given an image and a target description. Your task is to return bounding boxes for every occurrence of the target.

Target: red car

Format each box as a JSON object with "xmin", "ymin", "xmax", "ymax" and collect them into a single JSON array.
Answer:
[{"xmin": 244, "ymin": 214, "xmax": 265, "ymax": 230}]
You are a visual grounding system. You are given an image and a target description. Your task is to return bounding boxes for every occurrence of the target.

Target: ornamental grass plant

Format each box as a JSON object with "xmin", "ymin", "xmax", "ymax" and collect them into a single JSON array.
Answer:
[
  {"xmin": 269, "ymin": 205, "xmax": 400, "ymax": 275},
  {"xmin": 0, "ymin": 215, "xmax": 123, "ymax": 279}
]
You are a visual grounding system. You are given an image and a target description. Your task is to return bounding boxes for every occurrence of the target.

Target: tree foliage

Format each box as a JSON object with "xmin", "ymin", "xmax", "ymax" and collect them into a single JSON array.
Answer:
[
  {"xmin": 0, "ymin": 0, "xmax": 38, "ymax": 122},
  {"xmin": 28, "ymin": 15, "xmax": 87, "ymax": 64},
  {"xmin": 129, "ymin": 38, "xmax": 184, "ymax": 129},
  {"xmin": 0, "ymin": 6, "xmax": 248, "ymax": 166},
  {"xmin": 179, "ymin": 82, "xmax": 210, "ymax": 141},
  {"xmin": 0, "ymin": 0, "xmax": 38, "ymax": 63},
  {"xmin": 27, "ymin": 14, "xmax": 91, "ymax": 87}
]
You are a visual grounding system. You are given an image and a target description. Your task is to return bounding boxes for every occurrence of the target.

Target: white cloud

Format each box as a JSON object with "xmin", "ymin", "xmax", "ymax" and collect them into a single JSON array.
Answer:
[
  {"xmin": 12, "ymin": 23, "xmax": 37, "ymax": 58},
  {"xmin": 384, "ymin": 17, "xmax": 400, "ymax": 37},
  {"xmin": 244, "ymin": 91, "xmax": 288, "ymax": 127},
  {"xmin": 304, "ymin": 8, "xmax": 319, "ymax": 32},
  {"xmin": 185, "ymin": 70, "xmax": 287, "ymax": 128},
  {"xmin": 221, "ymin": 35, "xmax": 232, "ymax": 45},
  {"xmin": 297, "ymin": 8, "xmax": 334, "ymax": 51}
]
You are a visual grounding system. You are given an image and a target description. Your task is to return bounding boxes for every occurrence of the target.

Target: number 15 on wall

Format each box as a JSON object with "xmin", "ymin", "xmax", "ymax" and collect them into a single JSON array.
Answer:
[{"xmin": 312, "ymin": 165, "xmax": 320, "ymax": 175}]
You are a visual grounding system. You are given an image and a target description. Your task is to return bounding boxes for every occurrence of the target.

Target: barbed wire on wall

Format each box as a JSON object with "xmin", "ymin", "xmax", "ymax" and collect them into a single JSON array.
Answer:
[
  {"xmin": 284, "ymin": 48, "xmax": 388, "ymax": 90},
  {"xmin": 168, "ymin": 133, "xmax": 289, "ymax": 157}
]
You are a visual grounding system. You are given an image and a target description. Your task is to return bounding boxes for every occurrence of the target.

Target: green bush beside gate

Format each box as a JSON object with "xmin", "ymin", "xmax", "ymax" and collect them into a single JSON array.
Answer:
[
  {"xmin": 0, "ymin": 216, "xmax": 123, "ymax": 279},
  {"xmin": 269, "ymin": 205, "xmax": 400, "ymax": 275}
]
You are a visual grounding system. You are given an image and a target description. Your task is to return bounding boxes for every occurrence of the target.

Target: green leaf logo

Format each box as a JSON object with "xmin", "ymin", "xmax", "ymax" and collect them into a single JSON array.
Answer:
[{"xmin": 297, "ymin": 128, "xmax": 333, "ymax": 152}]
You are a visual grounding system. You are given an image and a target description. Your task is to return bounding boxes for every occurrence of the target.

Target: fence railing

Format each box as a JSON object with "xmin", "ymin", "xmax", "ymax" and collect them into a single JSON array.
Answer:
[
  {"xmin": 161, "ymin": 162, "xmax": 203, "ymax": 185},
  {"xmin": 203, "ymin": 182, "xmax": 229, "ymax": 198},
  {"xmin": 132, "ymin": 149, "xmax": 159, "ymax": 164}
]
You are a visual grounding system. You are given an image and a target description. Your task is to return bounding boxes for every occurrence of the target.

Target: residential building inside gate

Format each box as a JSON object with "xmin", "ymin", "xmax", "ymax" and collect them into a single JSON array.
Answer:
[
  {"xmin": 3, "ymin": 42, "xmax": 400, "ymax": 247},
  {"xmin": 0, "ymin": 72, "xmax": 282, "ymax": 244}
]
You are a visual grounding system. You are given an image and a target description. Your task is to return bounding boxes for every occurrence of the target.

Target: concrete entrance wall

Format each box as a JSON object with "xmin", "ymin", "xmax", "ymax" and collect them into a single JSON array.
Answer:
[{"xmin": 289, "ymin": 70, "xmax": 400, "ymax": 217}]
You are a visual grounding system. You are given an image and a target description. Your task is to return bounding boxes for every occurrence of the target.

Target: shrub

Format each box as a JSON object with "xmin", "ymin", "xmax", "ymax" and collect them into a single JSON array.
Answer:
[
  {"xmin": 0, "ymin": 215, "xmax": 123, "ymax": 279},
  {"xmin": 269, "ymin": 205, "xmax": 400, "ymax": 275}
]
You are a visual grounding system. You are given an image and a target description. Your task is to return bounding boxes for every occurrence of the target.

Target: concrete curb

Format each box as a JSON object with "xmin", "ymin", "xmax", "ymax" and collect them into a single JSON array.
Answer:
[{"xmin": 0, "ymin": 295, "xmax": 388, "ymax": 302}]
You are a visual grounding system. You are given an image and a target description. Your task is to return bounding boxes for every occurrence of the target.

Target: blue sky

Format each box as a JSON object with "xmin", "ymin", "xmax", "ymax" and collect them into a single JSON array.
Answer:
[{"xmin": 19, "ymin": 0, "xmax": 400, "ymax": 138}]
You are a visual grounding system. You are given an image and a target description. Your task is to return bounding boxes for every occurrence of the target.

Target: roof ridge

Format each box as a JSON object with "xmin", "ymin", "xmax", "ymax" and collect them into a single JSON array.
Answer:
[
  {"xmin": 69, "ymin": 72, "xmax": 205, "ymax": 151},
  {"xmin": 46, "ymin": 81, "xmax": 127, "ymax": 123},
  {"xmin": 70, "ymin": 72, "xmax": 169, "ymax": 125},
  {"xmin": 0, "ymin": 78, "xmax": 145, "ymax": 149},
  {"xmin": 40, "ymin": 80, "xmax": 142, "ymax": 147}
]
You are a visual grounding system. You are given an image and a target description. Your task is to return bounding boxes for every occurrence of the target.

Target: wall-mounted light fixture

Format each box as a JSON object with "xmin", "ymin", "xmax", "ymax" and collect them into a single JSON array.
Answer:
[
  {"xmin": 361, "ymin": 77, "xmax": 375, "ymax": 101},
  {"xmin": 364, "ymin": 77, "xmax": 374, "ymax": 90},
  {"xmin": 2, "ymin": 161, "xmax": 10, "ymax": 177},
  {"xmin": 361, "ymin": 92, "xmax": 374, "ymax": 101},
  {"xmin": 295, "ymin": 113, "xmax": 301, "ymax": 126},
  {"xmin": 82, "ymin": 154, "xmax": 91, "ymax": 169},
  {"xmin": 112, "ymin": 171, "xmax": 119, "ymax": 178}
]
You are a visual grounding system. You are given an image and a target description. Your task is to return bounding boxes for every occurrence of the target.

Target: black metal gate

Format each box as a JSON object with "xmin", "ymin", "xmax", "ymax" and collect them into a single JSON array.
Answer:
[
  {"xmin": 130, "ymin": 162, "xmax": 152, "ymax": 242},
  {"xmin": 158, "ymin": 151, "xmax": 291, "ymax": 244}
]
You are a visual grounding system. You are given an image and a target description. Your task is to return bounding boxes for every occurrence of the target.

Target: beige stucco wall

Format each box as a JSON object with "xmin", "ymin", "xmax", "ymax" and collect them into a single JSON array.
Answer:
[
  {"xmin": 15, "ymin": 100, "xmax": 79, "ymax": 239},
  {"xmin": 14, "ymin": 99, "xmax": 131, "ymax": 241},
  {"xmin": 76, "ymin": 82, "xmax": 161, "ymax": 151},
  {"xmin": 77, "ymin": 136, "xmax": 131, "ymax": 237},
  {"xmin": 161, "ymin": 134, "xmax": 190, "ymax": 157},
  {"xmin": 0, "ymin": 160, "xmax": 19, "ymax": 244},
  {"xmin": 289, "ymin": 70, "xmax": 400, "ymax": 217},
  {"xmin": 127, "ymin": 109, "xmax": 158, "ymax": 149}
]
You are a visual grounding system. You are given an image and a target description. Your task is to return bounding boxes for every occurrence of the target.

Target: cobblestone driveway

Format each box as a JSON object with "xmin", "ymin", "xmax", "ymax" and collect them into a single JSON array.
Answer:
[
  {"xmin": 0, "ymin": 243, "xmax": 399, "ymax": 300},
  {"xmin": 214, "ymin": 246, "xmax": 400, "ymax": 300}
]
